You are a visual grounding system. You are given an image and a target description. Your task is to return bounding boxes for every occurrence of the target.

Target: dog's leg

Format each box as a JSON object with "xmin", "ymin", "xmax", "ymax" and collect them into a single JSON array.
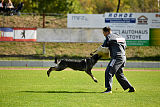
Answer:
[
  {"xmin": 85, "ymin": 70, "xmax": 98, "ymax": 83},
  {"xmin": 85, "ymin": 55, "xmax": 101, "ymax": 74},
  {"xmin": 47, "ymin": 57, "xmax": 59, "ymax": 77},
  {"xmin": 47, "ymin": 67, "xmax": 56, "ymax": 77},
  {"xmin": 85, "ymin": 58, "xmax": 98, "ymax": 83},
  {"xmin": 47, "ymin": 60, "xmax": 68, "ymax": 77},
  {"xmin": 47, "ymin": 65, "xmax": 67, "ymax": 77}
]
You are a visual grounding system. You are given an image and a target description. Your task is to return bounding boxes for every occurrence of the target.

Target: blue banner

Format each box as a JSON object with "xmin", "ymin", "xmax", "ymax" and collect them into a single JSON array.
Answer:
[{"xmin": 105, "ymin": 18, "xmax": 136, "ymax": 23}]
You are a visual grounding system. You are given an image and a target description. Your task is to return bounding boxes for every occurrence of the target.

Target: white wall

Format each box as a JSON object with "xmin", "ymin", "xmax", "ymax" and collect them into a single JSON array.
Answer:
[{"xmin": 37, "ymin": 28, "xmax": 105, "ymax": 43}]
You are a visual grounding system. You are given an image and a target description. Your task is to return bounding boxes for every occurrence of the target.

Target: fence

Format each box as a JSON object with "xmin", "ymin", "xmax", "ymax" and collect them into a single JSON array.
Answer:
[
  {"xmin": 0, "ymin": 60, "xmax": 160, "ymax": 68},
  {"xmin": 0, "ymin": 13, "xmax": 67, "ymax": 28}
]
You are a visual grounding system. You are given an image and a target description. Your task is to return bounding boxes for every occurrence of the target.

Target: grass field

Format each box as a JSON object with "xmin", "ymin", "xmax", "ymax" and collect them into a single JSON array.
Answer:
[{"xmin": 0, "ymin": 68, "xmax": 160, "ymax": 107}]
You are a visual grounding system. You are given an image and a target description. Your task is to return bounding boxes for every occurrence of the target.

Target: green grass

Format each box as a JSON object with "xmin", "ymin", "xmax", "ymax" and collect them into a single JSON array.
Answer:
[{"xmin": 0, "ymin": 68, "xmax": 160, "ymax": 107}]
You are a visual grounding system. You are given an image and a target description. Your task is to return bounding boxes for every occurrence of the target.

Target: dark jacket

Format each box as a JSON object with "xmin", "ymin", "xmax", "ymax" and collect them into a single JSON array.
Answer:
[{"xmin": 102, "ymin": 33, "xmax": 126, "ymax": 59}]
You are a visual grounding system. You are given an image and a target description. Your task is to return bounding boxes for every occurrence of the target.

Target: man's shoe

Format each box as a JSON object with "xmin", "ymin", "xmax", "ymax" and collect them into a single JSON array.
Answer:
[
  {"xmin": 128, "ymin": 87, "xmax": 135, "ymax": 92},
  {"xmin": 102, "ymin": 89, "xmax": 112, "ymax": 93}
]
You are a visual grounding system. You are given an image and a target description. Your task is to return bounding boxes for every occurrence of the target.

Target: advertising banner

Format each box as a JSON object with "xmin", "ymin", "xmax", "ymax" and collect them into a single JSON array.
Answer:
[
  {"xmin": 105, "ymin": 13, "xmax": 160, "ymax": 46},
  {"xmin": 67, "ymin": 14, "xmax": 105, "ymax": 28},
  {"xmin": 67, "ymin": 13, "xmax": 160, "ymax": 46},
  {"xmin": 105, "ymin": 13, "xmax": 160, "ymax": 28},
  {"xmin": 112, "ymin": 27, "xmax": 149, "ymax": 46},
  {"xmin": 104, "ymin": 13, "xmax": 136, "ymax": 27}
]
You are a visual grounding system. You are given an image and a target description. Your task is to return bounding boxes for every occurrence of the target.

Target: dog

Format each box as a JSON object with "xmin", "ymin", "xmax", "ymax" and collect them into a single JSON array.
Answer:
[{"xmin": 47, "ymin": 54, "xmax": 101, "ymax": 83}]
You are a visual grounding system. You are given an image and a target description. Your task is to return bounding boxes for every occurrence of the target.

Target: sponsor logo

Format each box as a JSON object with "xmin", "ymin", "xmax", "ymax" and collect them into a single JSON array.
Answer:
[
  {"xmin": 155, "ymin": 14, "xmax": 160, "ymax": 18},
  {"xmin": 108, "ymin": 13, "xmax": 133, "ymax": 18},
  {"xmin": 72, "ymin": 16, "xmax": 88, "ymax": 21},
  {"xmin": 151, "ymin": 14, "xmax": 160, "ymax": 25},
  {"xmin": 122, "ymin": 29, "xmax": 149, "ymax": 40},
  {"xmin": 105, "ymin": 13, "xmax": 136, "ymax": 23},
  {"xmin": 137, "ymin": 15, "xmax": 148, "ymax": 25}
]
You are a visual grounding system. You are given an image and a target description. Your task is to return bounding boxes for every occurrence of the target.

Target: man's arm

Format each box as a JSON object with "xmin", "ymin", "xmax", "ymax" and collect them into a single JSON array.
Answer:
[
  {"xmin": 102, "ymin": 37, "xmax": 109, "ymax": 47},
  {"xmin": 90, "ymin": 37, "xmax": 110, "ymax": 56}
]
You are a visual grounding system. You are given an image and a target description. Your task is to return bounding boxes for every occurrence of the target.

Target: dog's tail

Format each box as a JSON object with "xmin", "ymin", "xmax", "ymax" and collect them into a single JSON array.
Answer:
[{"xmin": 55, "ymin": 57, "xmax": 58, "ymax": 64}]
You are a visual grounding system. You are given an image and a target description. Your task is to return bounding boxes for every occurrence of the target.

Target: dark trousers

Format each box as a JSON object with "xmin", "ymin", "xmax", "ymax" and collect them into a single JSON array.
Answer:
[{"xmin": 105, "ymin": 56, "xmax": 132, "ymax": 90}]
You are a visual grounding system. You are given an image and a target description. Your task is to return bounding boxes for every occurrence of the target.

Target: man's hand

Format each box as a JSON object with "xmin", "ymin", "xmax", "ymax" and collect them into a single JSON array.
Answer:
[
  {"xmin": 96, "ymin": 46, "xmax": 109, "ymax": 56},
  {"xmin": 90, "ymin": 46, "xmax": 109, "ymax": 57},
  {"xmin": 90, "ymin": 50, "xmax": 97, "ymax": 56}
]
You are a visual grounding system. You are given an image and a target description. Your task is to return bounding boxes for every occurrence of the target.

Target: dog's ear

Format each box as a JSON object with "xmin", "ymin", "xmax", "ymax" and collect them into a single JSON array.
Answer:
[{"xmin": 55, "ymin": 57, "xmax": 58, "ymax": 64}]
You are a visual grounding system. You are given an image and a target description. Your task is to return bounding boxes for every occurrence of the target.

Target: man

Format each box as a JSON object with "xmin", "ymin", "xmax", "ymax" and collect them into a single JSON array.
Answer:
[{"xmin": 102, "ymin": 27, "xmax": 135, "ymax": 93}]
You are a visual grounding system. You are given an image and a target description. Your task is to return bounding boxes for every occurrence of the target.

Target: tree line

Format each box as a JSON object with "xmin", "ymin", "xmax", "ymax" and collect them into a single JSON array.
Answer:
[{"xmin": 10, "ymin": 0, "xmax": 160, "ymax": 14}]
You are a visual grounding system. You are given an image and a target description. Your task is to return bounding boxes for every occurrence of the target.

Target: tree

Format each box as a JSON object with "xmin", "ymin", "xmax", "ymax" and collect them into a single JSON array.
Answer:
[
  {"xmin": 78, "ymin": 0, "xmax": 118, "ymax": 14},
  {"xmin": 11, "ymin": 0, "xmax": 159, "ymax": 13},
  {"xmin": 11, "ymin": 0, "xmax": 82, "ymax": 13},
  {"xmin": 35, "ymin": 0, "xmax": 82, "ymax": 13}
]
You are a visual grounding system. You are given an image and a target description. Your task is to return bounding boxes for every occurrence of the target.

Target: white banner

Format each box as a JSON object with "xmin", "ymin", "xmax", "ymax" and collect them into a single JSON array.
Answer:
[
  {"xmin": 37, "ymin": 28, "xmax": 104, "ymax": 43},
  {"xmin": 112, "ymin": 27, "xmax": 149, "ymax": 40},
  {"xmin": 68, "ymin": 13, "xmax": 160, "ymax": 28},
  {"xmin": 105, "ymin": 13, "xmax": 160, "ymax": 28},
  {"xmin": 67, "ymin": 14, "xmax": 105, "ymax": 28},
  {"xmin": 67, "ymin": 13, "xmax": 160, "ymax": 45}
]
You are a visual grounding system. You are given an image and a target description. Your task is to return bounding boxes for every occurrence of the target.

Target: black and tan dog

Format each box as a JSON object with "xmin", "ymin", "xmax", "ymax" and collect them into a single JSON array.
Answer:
[{"xmin": 47, "ymin": 54, "xmax": 101, "ymax": 83}]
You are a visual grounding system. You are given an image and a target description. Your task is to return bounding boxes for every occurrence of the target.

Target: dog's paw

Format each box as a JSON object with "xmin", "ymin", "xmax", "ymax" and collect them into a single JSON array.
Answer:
[
  {"xmin": 92, "ymin": 77, "xmax": 98, "ymax": 83},
  {"xmin": 94, "ymin": 79, "xmax": 98, "ymax": 83}
]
